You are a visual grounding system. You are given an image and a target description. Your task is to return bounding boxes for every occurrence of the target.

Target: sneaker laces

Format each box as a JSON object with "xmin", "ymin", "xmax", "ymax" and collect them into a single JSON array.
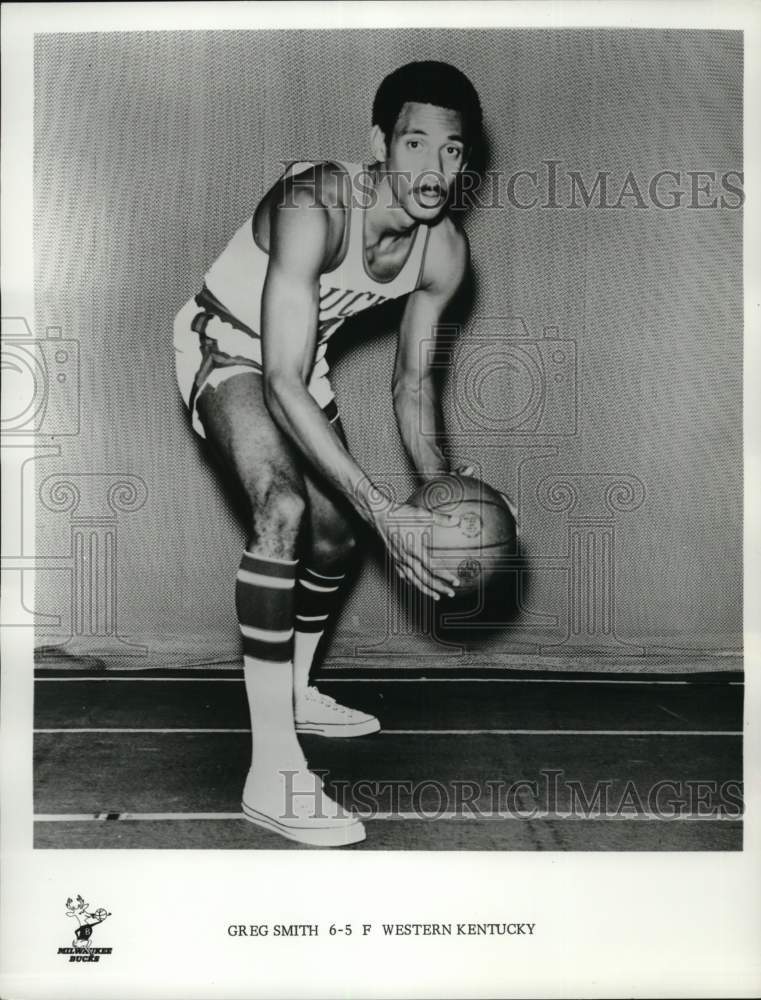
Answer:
[
  {"xmin": 304, "ymin": 686, "xmax": 349, "ymax": 714},
  {"xmin": 306, "ymin": 686, "xmax": 336, "ymax": 706}
]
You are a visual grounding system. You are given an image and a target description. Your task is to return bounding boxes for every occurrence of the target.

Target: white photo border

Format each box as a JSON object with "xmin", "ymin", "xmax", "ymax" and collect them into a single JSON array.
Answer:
[{"xmin": 1, "ymin": 3, "xmax": 760, "ymax": 998}]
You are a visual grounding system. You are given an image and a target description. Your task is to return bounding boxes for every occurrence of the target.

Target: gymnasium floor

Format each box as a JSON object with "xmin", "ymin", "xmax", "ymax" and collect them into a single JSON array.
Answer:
[{"xmin": 34, "ymin": 662, "xmax": 743, "ymax": 850}]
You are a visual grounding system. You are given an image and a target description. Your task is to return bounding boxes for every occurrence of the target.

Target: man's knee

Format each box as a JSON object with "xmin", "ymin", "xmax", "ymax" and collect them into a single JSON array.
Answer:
[
  {"xmin": 311, "ymin": 529, "xmax": 357, "ymax": 569},
  {"xmin": 246, "ymin": 473, "xmax": 306, "ymax": 534}
]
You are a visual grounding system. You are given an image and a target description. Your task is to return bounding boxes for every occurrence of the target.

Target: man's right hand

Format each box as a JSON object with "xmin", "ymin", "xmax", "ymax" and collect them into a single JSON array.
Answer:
[{"xmin": 373, "ymin": 503, "xmax": 461, "ymax": 601}]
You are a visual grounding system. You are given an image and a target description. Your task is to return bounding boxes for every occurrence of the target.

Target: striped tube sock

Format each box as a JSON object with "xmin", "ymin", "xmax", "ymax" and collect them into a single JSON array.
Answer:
[
  {"xmin": 236, "ymin": 552, "xmax": 306, "ymax": 780},
  {"xmin": 293, "ymin": 566, "xmax": 348, "ymax": 699},
  {"xmin": 236, "ymin": 551, "xmax": 298, "ymax": 664}
]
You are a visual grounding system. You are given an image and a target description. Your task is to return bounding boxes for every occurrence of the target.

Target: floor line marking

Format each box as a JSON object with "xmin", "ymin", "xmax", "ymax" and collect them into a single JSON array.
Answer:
[
  {"xmin": 35, "ymin": 728, "xmax": 250, "ymax": 734},
  {"xmin": 33, "ymin": 727, "xmax": 742, "ymax": 737},
  {"xmin": 33, "ymin": 676, "xmax": 744, "ymax": 686},
  {"xmin": 383, "ymin": 729, "xmax": 741, "ymax": 737},
  {"xmin": 34, "ymin": 810, "xmax": 743, "ymax": 824}
]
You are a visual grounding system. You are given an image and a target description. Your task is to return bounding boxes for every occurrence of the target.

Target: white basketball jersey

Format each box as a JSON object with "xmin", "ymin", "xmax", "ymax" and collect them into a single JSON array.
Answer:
[{"xmin": 203, "ymin": 161, "xmax": 430, "ymax": 357}]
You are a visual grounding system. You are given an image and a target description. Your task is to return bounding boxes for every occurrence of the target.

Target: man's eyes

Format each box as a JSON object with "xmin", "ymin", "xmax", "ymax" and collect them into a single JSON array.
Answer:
[{"xmin": 405, "ymin": 140, "xmax": 463, "ymax": 157}]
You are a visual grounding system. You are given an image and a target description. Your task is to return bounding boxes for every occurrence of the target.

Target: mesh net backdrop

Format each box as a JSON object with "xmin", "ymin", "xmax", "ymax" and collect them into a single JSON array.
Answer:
[{"xmin": 33, "ymin": 29, "xmax": 742, "ymax": 664}]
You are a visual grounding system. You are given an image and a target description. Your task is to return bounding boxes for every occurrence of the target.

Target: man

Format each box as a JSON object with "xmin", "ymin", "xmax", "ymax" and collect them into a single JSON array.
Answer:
[{"xmin": 174, "ymin": 61, "xmax": 483, "ymax": 846}]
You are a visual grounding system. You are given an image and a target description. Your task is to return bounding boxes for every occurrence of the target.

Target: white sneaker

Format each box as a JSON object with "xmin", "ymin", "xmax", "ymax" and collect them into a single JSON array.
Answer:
[
  {"xmin": 242, "ymin": 768, "xmax": 365, "ymax": 847},
  {"xmin": 295, "ymin": 686, "xmax": 381, "ymax": 738}
]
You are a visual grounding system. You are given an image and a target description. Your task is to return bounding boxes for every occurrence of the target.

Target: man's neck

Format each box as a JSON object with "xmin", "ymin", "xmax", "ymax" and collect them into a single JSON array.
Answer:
[{"xmin": 363, "ymin": 163, "xmax": 419, "ymax": 249}]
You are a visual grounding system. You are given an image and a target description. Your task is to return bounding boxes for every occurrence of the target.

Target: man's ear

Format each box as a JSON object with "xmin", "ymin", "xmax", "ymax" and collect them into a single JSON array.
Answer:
[{"xmin": 370, "ymin": 124, "xmax": 388, "ymax": 162}]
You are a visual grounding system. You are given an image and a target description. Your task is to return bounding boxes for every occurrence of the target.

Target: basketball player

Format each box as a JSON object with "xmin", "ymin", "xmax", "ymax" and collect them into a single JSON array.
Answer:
[{"xmin": 174, "ymin": 62, "xmax": 486, "ymax": 846}]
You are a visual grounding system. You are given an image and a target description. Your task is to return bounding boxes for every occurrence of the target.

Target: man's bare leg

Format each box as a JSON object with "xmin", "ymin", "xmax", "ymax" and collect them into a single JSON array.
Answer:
[
  {"xmin": 196, "ymin": 371, "xmax": 364, "ymax": 843},
  {"xmin": 293, "ymin": 428, "xmax": 380, "ymax": 735}
]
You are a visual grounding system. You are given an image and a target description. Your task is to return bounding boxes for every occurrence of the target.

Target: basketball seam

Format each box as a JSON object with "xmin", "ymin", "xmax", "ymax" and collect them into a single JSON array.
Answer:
[
  {"xmin": 429, "ymin": 540, "xmax": 516, "ymax": 551},
  {"xmin": 428, "ymin": 500, "xmax": 508, "ymax": 511}
]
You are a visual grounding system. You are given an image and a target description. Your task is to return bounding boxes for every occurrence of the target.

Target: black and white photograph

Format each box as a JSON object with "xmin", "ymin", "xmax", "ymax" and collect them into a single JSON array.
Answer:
[{"xmin": 1, "ymin": 2, "xmax": 760, "ymax": 997}]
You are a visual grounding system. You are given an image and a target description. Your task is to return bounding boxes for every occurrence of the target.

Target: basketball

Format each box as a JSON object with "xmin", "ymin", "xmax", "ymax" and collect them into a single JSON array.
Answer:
[{"xmin": 407, "ymin": 474, "xmax": 517, "ymax": 595}]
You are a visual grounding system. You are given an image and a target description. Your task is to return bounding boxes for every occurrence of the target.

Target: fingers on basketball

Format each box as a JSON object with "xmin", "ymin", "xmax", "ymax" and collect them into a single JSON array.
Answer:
[
  {"xmin": 416, "ymin": 546, "xmax": 458, "ymax": 593},
  {"xmin": 402, "ymin": 557, "xmax": 440, "ymax": 600}
]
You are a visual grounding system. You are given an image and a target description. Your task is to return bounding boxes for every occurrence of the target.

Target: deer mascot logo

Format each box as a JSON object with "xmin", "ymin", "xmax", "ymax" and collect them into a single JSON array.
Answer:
[{"xmin": 65, "ymin": 894, "xmax": 111, "ymax": 954}]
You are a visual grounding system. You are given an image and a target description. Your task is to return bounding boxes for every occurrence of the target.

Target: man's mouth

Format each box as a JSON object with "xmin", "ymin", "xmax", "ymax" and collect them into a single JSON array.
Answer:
[{"xmin": 414, "ymin": 185, "xmax": 445, "ymax": 206}]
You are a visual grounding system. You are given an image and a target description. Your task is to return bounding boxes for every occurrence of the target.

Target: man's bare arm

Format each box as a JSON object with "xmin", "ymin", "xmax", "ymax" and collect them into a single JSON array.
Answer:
[
  {"xmin": 261, "ymin": 186, "xmax": 381, "ymax": 525},
  {"xmin": 261, "ymin": 185, "xmax": 460, "ymax": 598},
  {"xmin": 393, "ymin": 221, "xmax": 469, "ymax": 477}
]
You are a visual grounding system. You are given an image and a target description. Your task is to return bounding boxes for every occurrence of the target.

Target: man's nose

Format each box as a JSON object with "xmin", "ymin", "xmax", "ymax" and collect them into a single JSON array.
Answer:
[{"xmin": 421, "ymin": 161, "xmax": 444, "ymax": 187}]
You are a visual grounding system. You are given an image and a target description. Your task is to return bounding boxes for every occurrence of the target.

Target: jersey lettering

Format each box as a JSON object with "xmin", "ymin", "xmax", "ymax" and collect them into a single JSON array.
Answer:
[{"xmin": 318, "ymin": 287, "xmax": 388, "ymax": 328}]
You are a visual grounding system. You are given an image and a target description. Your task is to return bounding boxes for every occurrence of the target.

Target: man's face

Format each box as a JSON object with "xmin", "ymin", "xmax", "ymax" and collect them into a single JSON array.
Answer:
[{"xmin": 381, "ymin": 101, "xmax": 467, "ymax": 220}]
